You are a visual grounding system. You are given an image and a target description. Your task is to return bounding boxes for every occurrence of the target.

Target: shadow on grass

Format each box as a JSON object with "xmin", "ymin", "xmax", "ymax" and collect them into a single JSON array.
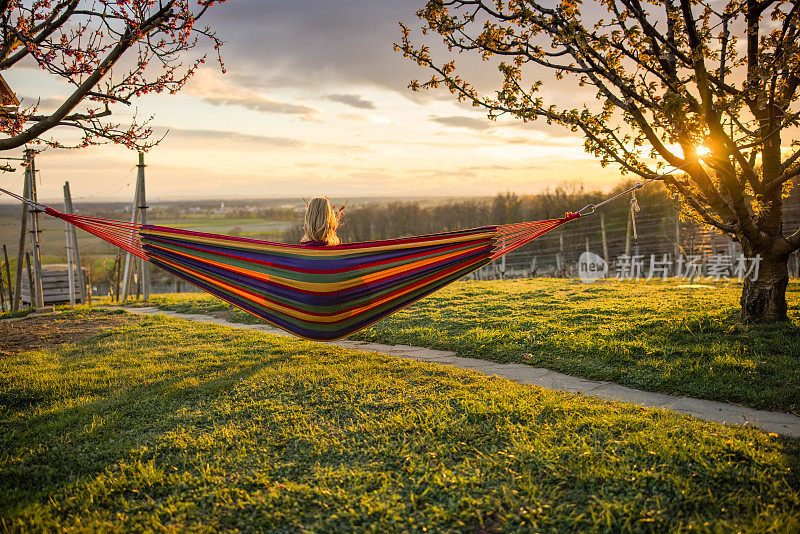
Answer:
[{"xmin": 0, "ymin": 334, "xmax": 285, "ymax": 513}]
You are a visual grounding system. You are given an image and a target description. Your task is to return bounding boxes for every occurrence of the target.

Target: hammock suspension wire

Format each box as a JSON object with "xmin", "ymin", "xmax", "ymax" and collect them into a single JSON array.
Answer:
[{"xmin": 0, "ymin": 180, "xmax": 652, "ymax": 341}]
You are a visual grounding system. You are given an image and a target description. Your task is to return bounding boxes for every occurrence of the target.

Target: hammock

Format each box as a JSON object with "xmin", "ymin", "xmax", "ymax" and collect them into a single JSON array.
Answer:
[{"xmin": 2, "ymin": 188, "xmax": 578, "ymax": 340}]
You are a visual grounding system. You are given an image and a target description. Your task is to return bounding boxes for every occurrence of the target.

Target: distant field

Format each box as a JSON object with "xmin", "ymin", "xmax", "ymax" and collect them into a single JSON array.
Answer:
[
  {"xmin": 149, "ymin": 217, "xmax": 295, "ymax": 230},
  {"xmin": 150, "ymin": 218, "xmax": 295, "ymax": 238}
]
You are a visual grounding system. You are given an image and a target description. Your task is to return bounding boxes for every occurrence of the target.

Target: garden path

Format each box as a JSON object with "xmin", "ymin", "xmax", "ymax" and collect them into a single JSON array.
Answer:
[{"xmin": 114, "ymin": 306, "xmax": 800, "ymax": 438}]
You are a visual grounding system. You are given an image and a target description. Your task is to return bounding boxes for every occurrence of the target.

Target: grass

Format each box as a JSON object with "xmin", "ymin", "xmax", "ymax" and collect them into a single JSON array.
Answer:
[
  {"xmin": 129, "ymin": 292, "xmax": 267, "ymax": 324},
  {"xmin": 137, "ymin": 279, "xmax": 800, "ymax": 415},
  {"xmin": 1, "ymin": 308, "xmax": 798, "ymax": 531},
  {"xmin": 0, "ymin": 308, "xmax": 35, "ymax": 320}
]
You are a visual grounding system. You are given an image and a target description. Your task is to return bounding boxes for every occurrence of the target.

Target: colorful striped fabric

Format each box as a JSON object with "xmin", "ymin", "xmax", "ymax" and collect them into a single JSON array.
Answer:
[
  {"xmin": 15, "ymin": 193, "xmax": 578, "ymax": 340},
  {"xmin": 140, "ymin": 225, "xmax": 499, "ymax": 340}
]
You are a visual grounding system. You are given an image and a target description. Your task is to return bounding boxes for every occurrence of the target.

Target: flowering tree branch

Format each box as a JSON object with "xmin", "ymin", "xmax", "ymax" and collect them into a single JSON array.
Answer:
[{"xmin": 0, "ymin": 0, "xmax": 226, "ymax": 151}]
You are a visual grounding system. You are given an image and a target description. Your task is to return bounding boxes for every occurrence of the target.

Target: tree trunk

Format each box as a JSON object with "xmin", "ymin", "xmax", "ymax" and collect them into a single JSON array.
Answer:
[{"xmin": 739, "ymin": 251, "xmax": 789, "ymax": 323}]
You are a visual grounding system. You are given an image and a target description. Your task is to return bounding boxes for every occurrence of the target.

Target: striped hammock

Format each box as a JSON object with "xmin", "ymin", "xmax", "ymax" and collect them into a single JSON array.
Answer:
[{"xmin": 7, "ymin": 189, "xmax": 578, "ymax": 340}]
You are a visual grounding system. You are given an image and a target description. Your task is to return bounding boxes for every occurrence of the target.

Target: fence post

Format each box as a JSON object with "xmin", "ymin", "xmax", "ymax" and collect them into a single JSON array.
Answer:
[
  {"xmin": 2, "ymin": 244, "xmax": 12, "ymax": 308},
  {"xmin": 25, "ymin": 252, "xmax": 34, "ymax": 308},
  {"xmin": 0, "ymin": 261, "xmax": 5, "ymax": 311},
  {"xmin": 625, "ymin": 210, "xmax": 632, "ymax": 257},
  {"xmin": 12, "ymin": 165, "xmax": 29, "ymax": 311},
  {"xmin": 138, "ymin": 153, "xmax": 150, "ymax": 301},
  {"xmin": 120, "ymin": 159, "xmax": 142, "ymax": 301},
  {"xmin": 25, "ymin": 151, "xmax": 44, "ymax": 309},
  {"xmin": 63, "ymin": 183, "xmax": 75, "ymax": 305},
  {"xmin": 795, "ymin": 251, "xmax": 799, "ymax": 278},
  {"xmin": 63, "ymin": 182, "xmax": 88, "ymax": 304}
]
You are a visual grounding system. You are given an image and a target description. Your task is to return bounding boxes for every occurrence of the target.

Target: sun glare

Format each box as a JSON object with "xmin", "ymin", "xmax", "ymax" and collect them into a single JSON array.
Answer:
[{"xmin": 695, "ymin": 145, "xmax": 712, "ymax": 157}]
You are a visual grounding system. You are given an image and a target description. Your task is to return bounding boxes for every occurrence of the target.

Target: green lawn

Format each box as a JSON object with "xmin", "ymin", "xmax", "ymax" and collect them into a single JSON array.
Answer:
[
  {"xmin": 138, "ymin": 279, "xmax": 800, "ymax": 415},
  {"xmin": 1, "ymin": 308, "xmax": 798, "ymax": 531}
]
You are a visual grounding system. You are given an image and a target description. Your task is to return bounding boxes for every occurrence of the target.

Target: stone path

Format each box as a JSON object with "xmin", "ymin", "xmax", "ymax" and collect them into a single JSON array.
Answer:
[{"xmin": 114, "ymin": 306, "xmax": 800, "ymax": 438}]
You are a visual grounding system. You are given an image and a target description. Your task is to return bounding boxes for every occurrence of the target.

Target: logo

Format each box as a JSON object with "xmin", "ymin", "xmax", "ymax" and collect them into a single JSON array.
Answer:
[{"xmin": 578, "ymin": 251, "xmax": 608, "ymax": 283}]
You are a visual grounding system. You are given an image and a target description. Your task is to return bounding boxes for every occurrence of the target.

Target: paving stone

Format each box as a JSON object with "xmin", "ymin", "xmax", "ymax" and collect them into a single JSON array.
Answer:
[
  {"xmin": 355, "ymin": 343, "xmax": 395, "ymax": 353},
  {"xmin": 331, "ymin": 341, "xmax": 364, "ymax": 349}
]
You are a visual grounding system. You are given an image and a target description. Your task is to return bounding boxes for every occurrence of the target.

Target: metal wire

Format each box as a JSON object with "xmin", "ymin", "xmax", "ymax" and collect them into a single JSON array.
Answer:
[{"xmin": 577, "ymin": 176, "xmax": 660, "ymax": 216}]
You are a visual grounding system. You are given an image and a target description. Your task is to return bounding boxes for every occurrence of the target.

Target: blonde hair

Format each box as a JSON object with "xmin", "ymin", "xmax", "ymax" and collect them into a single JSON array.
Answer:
[{"xmin": 301, "ymin": 197, "xmax": 341, "ymax": 245}]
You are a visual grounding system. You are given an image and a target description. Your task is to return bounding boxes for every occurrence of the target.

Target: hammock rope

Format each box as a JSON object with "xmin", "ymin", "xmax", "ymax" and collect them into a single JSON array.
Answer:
[{"xmin": 1, "ymin": 186, "xmax": 586, "ymax": 340}]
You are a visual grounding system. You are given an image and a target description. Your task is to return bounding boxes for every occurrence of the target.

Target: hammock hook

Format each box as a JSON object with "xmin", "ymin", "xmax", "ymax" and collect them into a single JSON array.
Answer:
[{"xmin": 576, "ymin": 204, "xmax": 596, "ymax": 216}]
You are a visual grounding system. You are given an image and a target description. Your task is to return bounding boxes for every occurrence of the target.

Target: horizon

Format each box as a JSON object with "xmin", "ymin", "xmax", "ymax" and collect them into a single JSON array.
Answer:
[{"xmin": 0, "ymin": 179, "xmax": 628, "ymax": 207}]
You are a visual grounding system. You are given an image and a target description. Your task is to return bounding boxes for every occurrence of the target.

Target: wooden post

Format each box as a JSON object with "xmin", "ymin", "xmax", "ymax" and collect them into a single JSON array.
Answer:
[
  {"xmin": 25, "ymin": 251, "xmax": 34, "ymax": 309},
  {"xmin": 0, "ymin": 261, "xmax": 5, "ymax": 311},
  {"xmin": 62, "ymin": 182, "xmax": 87, "ymax": 304},
  {"xmin": 26, "ymin": 151, "xmax": 44, "ymax": 309},
  {"xmin": 674, "ymin": 212, "xmax": 681, "ymax": 261},
  {"xmin": 12, "ymin": 165, "xmax": 29, "ymax": 311},
  {"xmin": 63, "ymin": 183, "xmax": 75, "ymax": 305},
  {"xmin": 625, "ymin": 209, "xmax": 632, "ymax": 257},
  {"xmin": 600, "ymin": 214, "xmax": 609, "ymax": 264},
  {"xmin": 120, "ymin": 160, "xmax": 142, "ymax": 301},
  {"xmin": 585, "ymin": 236, "xmax": 590, "ymax": 253},
  {"xmin": 137, "ymin": 153, "xmax": 150, "ymax": 301},
  {"xmin": 115, "ymin": 251, "xmax": 121, "ymax": 301},
  {"xmin": 2, "ymin": 244, "xmax": 12, "ymax": 308}
]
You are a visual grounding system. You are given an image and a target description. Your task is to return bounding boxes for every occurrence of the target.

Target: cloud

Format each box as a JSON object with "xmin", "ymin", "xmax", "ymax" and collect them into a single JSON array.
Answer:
[
  {"xmin": 184, "ymin": 69, "xmax": 318, "ymax": 118},
  {"xmin": 200, "ymin": 0, "xmax": 435, "ymax": 95},
  {"xmin": 202, "ymin": 95, "xmax": 315, "ymax": 116},
  {"xmin": 464, "ymin": 164, "xmax": 544, "ymax": 171},
  {"xmin": 158, "ymin": 127, "xmax": 304, "ymax": 148},
  {"xmin": 430, "ymin": 115, "xmax": 493, "ymax": 131},
  {"xmin": 17, "ymin": 95, "xmax": 65, "ymax": 113},
  {"xmin": 410, "ymin": 168, "xmax": 478, "ymax": 178},
  {"xmin": 198, "ymin": 0, "xmax": 594, "ymax": 107},
  {"xmin": 154, "ymin": 127, "xmax": 368, "ymax": 154},
  {"xmin": 325, "ymin": 94, "xmax": 376, "ymax": 109}
]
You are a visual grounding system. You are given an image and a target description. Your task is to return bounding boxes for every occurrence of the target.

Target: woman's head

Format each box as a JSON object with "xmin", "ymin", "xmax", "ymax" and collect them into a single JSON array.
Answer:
[{"xmin": 302, "ymin": 197, "xmax": 341, "ymax": 245}]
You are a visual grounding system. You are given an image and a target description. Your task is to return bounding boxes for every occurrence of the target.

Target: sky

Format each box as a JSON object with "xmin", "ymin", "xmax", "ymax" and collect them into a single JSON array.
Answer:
[{"xmin": 0, "ymin": 0, "xmax": 625, "ymax": 203}]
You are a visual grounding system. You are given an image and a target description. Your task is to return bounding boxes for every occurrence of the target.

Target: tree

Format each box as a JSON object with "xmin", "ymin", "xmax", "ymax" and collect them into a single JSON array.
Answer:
[
  {"xmin": 398, "ymin": 0, "xmax": 800, "ymax": 322},
  {"xmin": 0, "ymin": 0, "xmax": 225, "ymax": 151}
]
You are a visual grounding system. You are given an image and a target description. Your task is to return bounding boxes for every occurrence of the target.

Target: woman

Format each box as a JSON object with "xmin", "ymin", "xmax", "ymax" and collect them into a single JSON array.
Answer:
[{"xmin": 300, "ymin": 196, "xmax": 342, "ymax": 246}]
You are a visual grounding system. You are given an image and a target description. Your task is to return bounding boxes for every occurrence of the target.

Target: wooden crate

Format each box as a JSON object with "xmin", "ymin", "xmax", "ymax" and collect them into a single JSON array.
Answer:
[{"xmin": 20, "ymin": 263, "xmax": 91, "ymax": 305}]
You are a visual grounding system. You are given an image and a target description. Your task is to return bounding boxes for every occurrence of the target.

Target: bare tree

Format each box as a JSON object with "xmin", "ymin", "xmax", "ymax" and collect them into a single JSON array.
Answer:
[
  {"xmin": 398, "ymin": 0, "xmax": 800, "ymax": 322},
  {"xmin": 0, "ymin": 0, "xmax": 225, "ymax": 151}
]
